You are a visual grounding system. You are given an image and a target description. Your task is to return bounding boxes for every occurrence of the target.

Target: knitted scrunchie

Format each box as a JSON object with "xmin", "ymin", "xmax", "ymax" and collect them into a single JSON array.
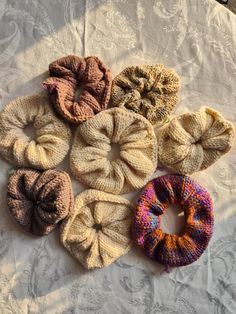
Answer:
[
  {"xmin": 158, "ymin": 106, "xmax": 235, "ymax": 175},
  {"xmin": 7, "ymin": 168, "xmax": 73, "ymax": 236},
  {"xmin": 70, "ymin": 107, "xmax": 157, "ymax": 194},
  {"xmin": 43, "ymin": 55, "xmax": 112, "ymax": 124},
  {"xmin": 0, "ymin": 94, "xmax": 71, "ymax": 169},
  {"xmin": 133, "ymin": 175, "xmax": 214, "ymax": 267},
  {"xmin": 60, "ymin": 189, "xmax": 133, "ymax": 269},
  {"xmin": 112, "ymin": 64, "xmax": 180, "ymax": 124}
]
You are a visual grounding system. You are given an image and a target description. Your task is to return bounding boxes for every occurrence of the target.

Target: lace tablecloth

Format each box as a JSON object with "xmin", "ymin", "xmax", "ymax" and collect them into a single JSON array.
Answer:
[{"xmin": 0, "ymin": 0, "xmax": 236, "ymax": 313}]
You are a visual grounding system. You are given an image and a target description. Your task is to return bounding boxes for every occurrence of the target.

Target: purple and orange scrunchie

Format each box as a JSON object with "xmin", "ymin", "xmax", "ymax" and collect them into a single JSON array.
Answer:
[{"xmin": 133, "ymin": 175, "xmax": 214, "ymax": 267}]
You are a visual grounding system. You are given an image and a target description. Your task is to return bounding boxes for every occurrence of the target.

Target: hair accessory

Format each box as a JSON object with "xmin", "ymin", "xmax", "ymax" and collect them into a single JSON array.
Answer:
[
  {"xmin": 7, "ymin": 168, "xmax": 73, "ymax": 236},
  {"xmin": 158, "ymin": 106, "xmax": 235, "ymax": 174},
  {"xmin": 133, "ymin": 175, "xmax": 214, "ymax": 267},
  {"xmin": 43, "ymin": 55, "xmax": 112, "ymax": 124},
  {"xmin": 70, "ymin": 107, "xmax": 157, "ymax": 194},
  {"xmin": 0, "ymin": 94, "xmax": 71, "ymax": 169},
  {"xmin": 112, "ymin": 64, "xmax": 180, "ymax": 124},
  {"xmin": 60, "ymin": 189, "xmax": 133, "ymax": 269}
]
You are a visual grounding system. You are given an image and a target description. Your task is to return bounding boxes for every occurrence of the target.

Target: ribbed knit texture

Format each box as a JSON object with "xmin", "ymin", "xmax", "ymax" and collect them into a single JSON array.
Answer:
[
  {"xmin": 60, "ymin": 189, "xmax": 133, "ymax": 269},
  {"xmin": 0, "ymin": 94, "xmax": 71, "ymax": 169},
  {"xmin": 43, "ymin": 55, "xmax": 112, "ymax": 124},
  {"xmin": 133, "ymin": 175, "xmax": 214, "ymax": 267},
  {"xmin": 7, "ymin": 168, "xmax": 74, "ymax": 236},
  {"xmin": 158, "ymin": 106, "xmax": 235, "ymax": 174},
  {"xmin": 112, "ymin": 64, "xmax": 180, "ymax": 124},
  {"xmin": 70, "ymin": 107, "xmax": 158, "ymax": 194}
]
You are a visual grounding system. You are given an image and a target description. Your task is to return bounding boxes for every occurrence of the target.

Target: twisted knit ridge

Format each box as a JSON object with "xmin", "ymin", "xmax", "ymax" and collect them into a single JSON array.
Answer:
[
  {"xmin": 7, "ymin": 168, "xmax": 73, "ymax": 236},
  {"xmin": 112, "ymin": 64, "xmax": 180, "ymax": 124},
  {"xmin": 133, "ymin": 175, "xmax": 214, "ymax": 267},
  {"xmin": 0, "ymin": 94, "xmax": 71, "ymax": 169},
  {"xmin": 158, "ymin": 106, "xmax": 235, "ymax": 174},
  {"xmin": 60, "ymin": 189, "xmax": 133, "ymax": 269},
  {"xmin": 43, "ymin": 55, "xmax": 112, "ymax": 124},
  {"xmin": 70, "ymin": 107, "xmax": 157, "ymax": 194}
]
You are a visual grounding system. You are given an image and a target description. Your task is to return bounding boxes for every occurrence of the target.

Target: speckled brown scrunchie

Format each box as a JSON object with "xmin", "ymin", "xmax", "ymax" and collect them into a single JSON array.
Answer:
[
  {"xmin": 7, "ymin": 169, "xmax": 74, "ymax": 236},
  {"xmin": 112, "ymin": 64, "xmax": 180, "ymax": 124},
  {"xmin": 43, "ymin": 55, "xmax": 112, "ymax": 124}
]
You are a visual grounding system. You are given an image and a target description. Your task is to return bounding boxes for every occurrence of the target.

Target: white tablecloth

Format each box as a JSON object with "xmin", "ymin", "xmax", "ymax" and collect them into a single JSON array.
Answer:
[{"xmin": 0, "ymin": 0, "xmax": 236, "ymax": 313}]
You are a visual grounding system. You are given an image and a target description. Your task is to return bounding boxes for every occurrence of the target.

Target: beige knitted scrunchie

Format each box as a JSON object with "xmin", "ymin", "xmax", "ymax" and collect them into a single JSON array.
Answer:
[
  {"xmin": 60, "ymin": 189, "xmax": 133, "ymax": 269},
  {"xmin": 70, "ymin": 107, "xmax": 157, "ymax": 194},
  {"xmin": 158, "ymin": 106, "xmax": 235, "ymax": 174},
  {"xmin": 112, "ymin": 64, "xmax": 180, "ymax": 124},
  {"xmin": 0, "ymin": 94, "xmax": 71, "ymax": 169}
]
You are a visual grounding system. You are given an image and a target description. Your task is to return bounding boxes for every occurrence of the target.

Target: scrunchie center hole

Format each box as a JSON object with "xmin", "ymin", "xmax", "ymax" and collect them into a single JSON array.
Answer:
[
  {"xmin": 92, "ymin": 223, "xmax": 102, "ymax": 231},
  {"xmin": 161, "ymin": 203, "xmax": 185, "ymax": 235},
  {"xmin": 74, "ymin": 84, "xmax": 84, "ymax": 102},
  {"xmin": 140, "ymin": 90, "xmax": 149, "ymax": 99},
  {"xmin": 195, "ymin": 139, "xmax": 202, "ymax": 144},
  {"xmin": 107, "ymin": 143, "xmax": 121, "ymax": 161},
  {"xmin": 23, "ymin": 123, "xmax": 37, "ymax": 140}
]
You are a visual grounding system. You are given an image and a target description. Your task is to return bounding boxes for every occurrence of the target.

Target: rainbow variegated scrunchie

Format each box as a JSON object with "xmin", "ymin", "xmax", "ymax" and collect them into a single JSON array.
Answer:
[{"xmin": 133, "ymin": 175, "xmax": 214, "ymax": 267}]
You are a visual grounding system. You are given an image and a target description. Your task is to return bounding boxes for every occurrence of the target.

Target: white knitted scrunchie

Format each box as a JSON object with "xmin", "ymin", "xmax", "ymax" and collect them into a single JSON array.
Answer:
[
  {"xmin": 0, "ymin": 94, "xmax": 71, "ymax": 169},
  {"xmin": 60, "ymin": 189, "xmax": 133, "ymax": 269},
  {"xmin": 158, "ymin": 106, "xmax": 235, "ymax": 174},
  {"xmin": 70, "ymin": 107, "xmax": 157, "ymax": 194}
]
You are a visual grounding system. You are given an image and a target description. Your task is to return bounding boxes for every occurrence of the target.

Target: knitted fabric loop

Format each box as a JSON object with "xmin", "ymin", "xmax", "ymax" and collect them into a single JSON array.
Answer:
[
  {"xmin": 60, "ymin": 189, "xmax": 133, "ymax": 269},
  {"xmin": 133, "ymin": 175, "xmax": 214, "ymax": 267},
  {"xmin": 70, "ymin": 107, "xmax": 158, "ymax": 194},
  {"xmin": 111, "ymin": 64, "xmax": 180, "ymax": 124},
  {"xmin": 158, "ymin": 106, "xmax": 235, "ymax": 175},
  {"xmin": 0, "ymin": 94, "xmax": 71, "ymax": 169},
  {"xmin": 43, "ymin": 55, "xmax": 112, "ymax": 124},
  {"xmin": 7, "ymin": 168, "xmax": 74, "ymax": 236}
]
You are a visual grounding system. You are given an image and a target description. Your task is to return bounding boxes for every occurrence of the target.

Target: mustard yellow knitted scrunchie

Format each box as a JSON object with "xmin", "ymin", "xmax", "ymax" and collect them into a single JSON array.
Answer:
[
  {"xmin": 60, "ymin": 189, "xmax": 133, "ymax": 269},
  {"xmin": 70, "ymin": 107, "xmax": 158, "ymax": 194},
  {"xmin": 158, "ymin": 106, "xmax": 235, "ymax": 174},
  {"xmin": 112, "ymin": 64, "xmax": 180, "ymax": 124},
  {"xmin": 0, "ymin": 94, "xmax": 71, "ymax": 169}
]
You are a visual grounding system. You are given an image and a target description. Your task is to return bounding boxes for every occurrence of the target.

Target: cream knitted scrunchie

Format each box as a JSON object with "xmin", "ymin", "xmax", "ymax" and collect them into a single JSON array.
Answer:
[
  {"xmin": 60, "ymin": 189, "xmax": 133, "ymax": 269},
  {"xmin": 0, "ymin": 94, "xmax": 71, "ymax": 169},
  {"xmin": 70, "ymin": 107, "xmax": 157, "ymax": 194},
  {"xmin": 158, "ymin": 106, "xmax": 235, "ymax": 174},
  {"xmin": 112, "ymin": 64, "xmax": 180, "ymax": 124}
]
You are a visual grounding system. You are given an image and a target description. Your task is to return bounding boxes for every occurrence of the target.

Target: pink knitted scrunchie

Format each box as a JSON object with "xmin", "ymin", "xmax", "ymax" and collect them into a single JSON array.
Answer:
[
  {"xmin": 133, "ymin": 175, "xmax": 214, "ymax": 267},
  {"xmin": 43, "ymin": 55, "xmax": 112, "ymax": 124}
]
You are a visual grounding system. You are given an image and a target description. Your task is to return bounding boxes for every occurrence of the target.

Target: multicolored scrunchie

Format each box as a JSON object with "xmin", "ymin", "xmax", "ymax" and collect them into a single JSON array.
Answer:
[{"xmin": 133, "ymin": 175, "xmax": 214, "ymax": 267}]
